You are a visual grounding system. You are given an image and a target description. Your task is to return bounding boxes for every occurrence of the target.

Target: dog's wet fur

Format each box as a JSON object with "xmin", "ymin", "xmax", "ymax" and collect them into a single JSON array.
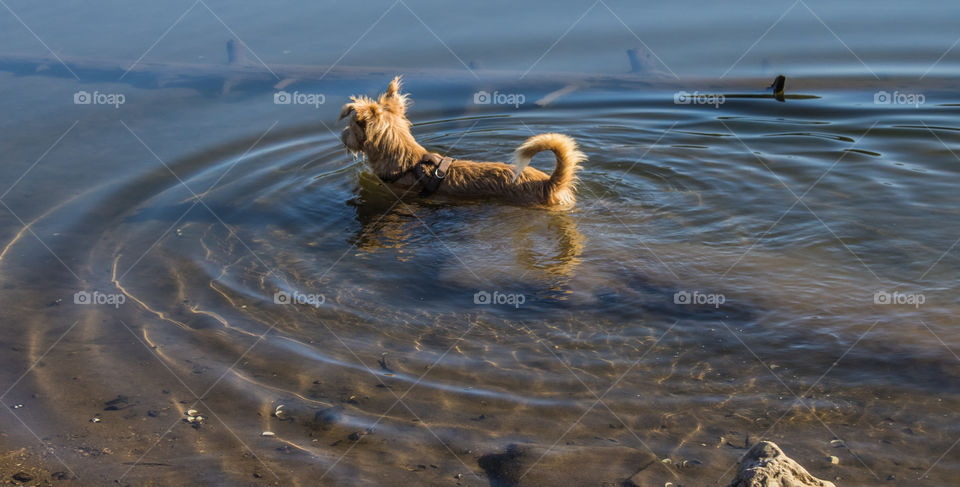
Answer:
[{"xmin": 339, "ymin": 76, "xmax": 586, "ymax": 208}]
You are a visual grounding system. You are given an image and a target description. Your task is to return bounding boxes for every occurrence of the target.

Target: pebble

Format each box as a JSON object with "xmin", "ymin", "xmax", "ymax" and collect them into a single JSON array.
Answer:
[
  {"xmin": 828, "ymin": 455, "xmax": 839, "ymax": 465},
  {"xmin": 90, "ymin": 417, "xmax": 101, "ymax": 423},
  {"xmin": 186, "ymin": 409, "xmax": 199, "ymax": 417}
]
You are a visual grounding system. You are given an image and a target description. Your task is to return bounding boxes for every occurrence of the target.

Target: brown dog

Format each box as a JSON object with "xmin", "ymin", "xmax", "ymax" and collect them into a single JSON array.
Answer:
[{"xmin": 339, "ymin": 76, "xmax": 586, "ymax": 208}]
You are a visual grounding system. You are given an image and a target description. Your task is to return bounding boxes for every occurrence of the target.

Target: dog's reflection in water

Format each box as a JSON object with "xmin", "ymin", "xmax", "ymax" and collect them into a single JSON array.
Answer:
[{"xmin": 348, "ymin": 175, "xmax": 584, "ymax": 279}]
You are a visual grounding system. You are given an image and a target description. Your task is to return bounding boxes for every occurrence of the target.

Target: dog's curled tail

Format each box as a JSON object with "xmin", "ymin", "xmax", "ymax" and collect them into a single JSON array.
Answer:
[{"xmin": 512, "ymin": 133, "xmax": 586, "ymax": 206}]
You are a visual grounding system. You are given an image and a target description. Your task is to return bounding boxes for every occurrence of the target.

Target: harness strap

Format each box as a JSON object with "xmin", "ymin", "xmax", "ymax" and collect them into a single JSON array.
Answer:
[
  {"xmin": 414, "ymin": 154, "xmax": 453, "ymax": 196},
  {"xmin": 377, "ymin": 153, "xmax": 454, "ymax": 196}
]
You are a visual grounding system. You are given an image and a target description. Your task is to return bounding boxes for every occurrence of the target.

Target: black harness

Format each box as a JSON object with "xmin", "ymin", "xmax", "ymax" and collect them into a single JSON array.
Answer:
[{"xmin": 379, "ymin": 153, "xmax": 454, "ymax": 197}]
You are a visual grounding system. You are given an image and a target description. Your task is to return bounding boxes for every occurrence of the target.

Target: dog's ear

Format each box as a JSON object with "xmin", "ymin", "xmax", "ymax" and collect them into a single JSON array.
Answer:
[
  {"xmin": 338, "ymin": 103, "xmax": 355, "ymax": 122},
  {"xmin": 385, "ymin": 75, "xmax": 402, "ymax": 98},
  {"xmin": 340, "ymin": 96, "xmax": 382, "ymax": 124},
  {"xmin": 378, "ymin": 75, "xmax": 410, "ymax": 115}
]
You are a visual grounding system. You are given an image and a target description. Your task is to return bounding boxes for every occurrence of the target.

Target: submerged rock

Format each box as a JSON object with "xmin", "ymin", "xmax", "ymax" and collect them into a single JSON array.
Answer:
[
  {"xmin": 728, "ymin": 441, "xmax": 836, "ymax": 487},
  {"xmin": 478, "ymin": 444, "xmax": 528, "ymax": 487},
  {"xmin": 479, "ymin": 443, "xmax": 656, "ymax": 487}
]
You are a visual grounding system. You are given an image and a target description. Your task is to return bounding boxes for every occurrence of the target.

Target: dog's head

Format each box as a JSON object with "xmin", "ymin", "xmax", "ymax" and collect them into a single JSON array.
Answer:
[{"xmin": 339, "ymin": 76, "xmax": 413, "ymax": 158}]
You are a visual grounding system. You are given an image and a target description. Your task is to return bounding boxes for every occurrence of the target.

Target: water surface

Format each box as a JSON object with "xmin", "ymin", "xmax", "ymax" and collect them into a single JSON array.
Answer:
[{"xmin": 0, "ymin": 1, "xmax": 958, "ymax": 485}]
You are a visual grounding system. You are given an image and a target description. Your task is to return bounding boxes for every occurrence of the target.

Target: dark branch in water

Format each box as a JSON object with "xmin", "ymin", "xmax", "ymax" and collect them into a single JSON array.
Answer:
[{"xmin": 769, "ymin": 74, "xmax": 787, "ymax": 102}]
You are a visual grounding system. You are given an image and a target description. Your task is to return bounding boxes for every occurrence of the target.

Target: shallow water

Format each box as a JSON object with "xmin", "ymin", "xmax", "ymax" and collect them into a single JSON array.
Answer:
[{"xmin": 1, "ymin": 1, "xmax": 959, "ymax": 486}]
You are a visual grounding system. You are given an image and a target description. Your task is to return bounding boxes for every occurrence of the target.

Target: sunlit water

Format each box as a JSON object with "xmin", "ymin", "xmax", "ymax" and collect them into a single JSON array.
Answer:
[{"xmin": 1, "ymin": 1, "xmax": 959, "ymax": 486}]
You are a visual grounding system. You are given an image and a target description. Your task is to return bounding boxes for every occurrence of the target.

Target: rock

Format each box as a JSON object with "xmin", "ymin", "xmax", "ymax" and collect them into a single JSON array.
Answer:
[
  {"xmin": 12, "ymin": 471, "xmax": 33, "ymax": 482},
  {"xmin": 347, "ymin": 431, "xmax": 365, "ymax": 441},
  {"xmin": 104, "ymin": 395, "xmax": 131, "ymax": 410},
  {"xmin": 625, "ymin": 471, "xmax": 645, "ymax": 487},
  {"xmin": 727, "ymin": 441, "xmax": 836, "ymax": 487},
  {"xmin": 312, "ymin": 406, "xmax": 343, "ymax": 432},
  {"xmin": 479, "ymin": 443, "xmax": 656, "ymax": 487},
  {"xmin": 478, "ymin": 444, "xmax": 528, "ymax": 487}
]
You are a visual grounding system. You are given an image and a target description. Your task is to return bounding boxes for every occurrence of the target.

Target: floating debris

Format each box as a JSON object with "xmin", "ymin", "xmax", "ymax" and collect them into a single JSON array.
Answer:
[
  {"xmin": 90, "ymin": 417, "xmax": 101, "ymax": 423},
  {"xmin": 261, "ymin": 431, "xmax": 276, "ymax": 437},
  {"xmin": 186, "ymin": 409, "xmax": 199, "ymax": 417}
]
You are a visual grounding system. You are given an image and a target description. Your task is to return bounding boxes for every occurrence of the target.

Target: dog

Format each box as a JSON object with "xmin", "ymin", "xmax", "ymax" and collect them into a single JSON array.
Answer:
[{"xmin": 339, "ymin": 76, "xmax": 586, "ymax": 208}]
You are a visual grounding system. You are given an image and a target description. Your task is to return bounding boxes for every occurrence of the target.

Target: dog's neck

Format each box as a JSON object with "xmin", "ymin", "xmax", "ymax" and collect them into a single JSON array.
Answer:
[{"xmin": 366, "ymin": 130, "xmax": 428, "ymax": 178}]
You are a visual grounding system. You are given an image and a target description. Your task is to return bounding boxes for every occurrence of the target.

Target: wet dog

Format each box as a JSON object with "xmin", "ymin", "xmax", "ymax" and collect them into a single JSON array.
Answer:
[{"xmin": 339, "ymin": 76, "xmax": 586, "ymax": 208}]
